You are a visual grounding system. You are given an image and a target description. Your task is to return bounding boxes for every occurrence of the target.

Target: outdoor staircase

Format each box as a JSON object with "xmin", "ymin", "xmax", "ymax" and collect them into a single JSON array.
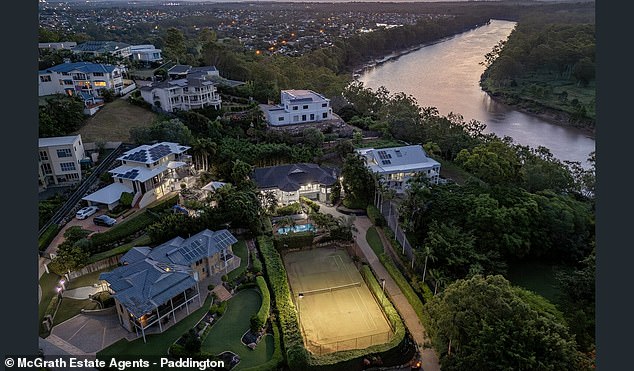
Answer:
[{"xmin": 212, "ymin": 285, "xmax": 232, "ymax": 302}]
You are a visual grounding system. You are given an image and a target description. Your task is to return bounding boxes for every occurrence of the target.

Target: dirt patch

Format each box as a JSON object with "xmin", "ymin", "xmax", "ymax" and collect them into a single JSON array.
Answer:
[{"xmin": 76, "ymin": 98, "xmax": 159, "ymax": 143}]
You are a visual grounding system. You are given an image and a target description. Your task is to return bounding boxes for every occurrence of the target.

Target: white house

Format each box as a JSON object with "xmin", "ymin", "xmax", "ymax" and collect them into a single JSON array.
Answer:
[
  {"xmin": 252, "ymin": 163, "xmax": 338, "ymax": 205},
  {"xmin": 264, "ymin": 90, "xmax": 332, "ymax": 126},
  {"xmin": 39, "ymin": 62, "xmax": 129, "ymax": 97},
  {"xmin": 38, "ymin": 135, "xmax": 86, "ymax": 190},
  {"xmin": 72, "ymin": 41, "xmax": 132, "ymax": 59},
  {"xmin": 139, "ymin": 65, "xmax": 221, "ymax": 112},
  {"xmin": 130, "ymin": 45, "xmax": 163, "ymax": 64},
  {"xmin": 356, "ymin": 145, "xmax": 441, "ymax": 193},
  {"xmin": 82, "ymin": 142, "xmax": 192, "ymax": 210}
]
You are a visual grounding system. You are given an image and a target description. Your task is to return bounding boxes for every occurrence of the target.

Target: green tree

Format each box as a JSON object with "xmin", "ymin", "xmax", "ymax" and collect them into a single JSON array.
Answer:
[
  {"xmin": 162, "ymin": 27, "xmax": 186, "ymax": 63},
  {"xmin": 341, "ymin": 153, "xmax": 375, "ymax": 208},
  {"xmin": 455, "ymin": 138, "xmax": 521, "ymax": 185},
  {"xmin": 424, "ymin": 275, "xmax": 580, "ymax": 371}
]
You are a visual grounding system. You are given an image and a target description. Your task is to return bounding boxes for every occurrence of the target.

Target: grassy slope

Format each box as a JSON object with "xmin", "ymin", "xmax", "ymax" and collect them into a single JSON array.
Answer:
[
  {"xmin": 227, "ymin": 240, "xmax": 249, "ymax": 281},
  {"xmin": 202, "ymin": 289, "xmax": 274, "ymax": 370},
  {"xmin": 76, "ymin": 98, "xmax": 158, "ymax": 143},
  {"xmin": 366, "ymin": 227, "xmax": 384, "ymax": 257}
]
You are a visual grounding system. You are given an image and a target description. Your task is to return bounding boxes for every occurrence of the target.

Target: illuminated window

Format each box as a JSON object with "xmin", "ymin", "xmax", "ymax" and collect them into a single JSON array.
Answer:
[{"xmin": 94, "ymin": 81, "xmax": 107, "ymax": 87}]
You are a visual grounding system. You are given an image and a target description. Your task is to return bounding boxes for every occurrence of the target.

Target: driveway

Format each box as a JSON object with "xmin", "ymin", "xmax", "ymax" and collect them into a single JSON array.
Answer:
[{"xmin": 50, "ymin": 311, "xmax": 128, "ymax": 355}]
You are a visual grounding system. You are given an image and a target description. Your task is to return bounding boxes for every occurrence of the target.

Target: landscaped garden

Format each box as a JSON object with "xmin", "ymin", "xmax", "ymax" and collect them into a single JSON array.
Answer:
[{"xmin": 200, "ymin": 289, "xmax": 276, "ymax": 370}]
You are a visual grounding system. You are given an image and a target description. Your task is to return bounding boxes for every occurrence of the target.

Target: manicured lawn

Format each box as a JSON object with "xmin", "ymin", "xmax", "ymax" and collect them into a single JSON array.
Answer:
[
  {"xmin": 227, "ymin": 240, "xmax": 249, "ymax": 282},
  {"xmin": 66, "ymin": 267, "xmax": 113, "ymax": 290},
  {"xmin": 76, "ymin": 99, "xmax": 158, "ymax": 143},
  {"xmin": 366, "ymin": 226, "xmax": 384, "ymax": 257},
  {"xmin": 202, "ymin": 289, "xmax": 275, "ymax": 370},
  {"xmin": 53, "ymin": 298, "xmax": 100, "ymax": 326},
  {"xmin": 87, "ymin": 234, "xmax": 152, "ymax": 264},
  {"xmin": 98, "ymin": 295, "xmax": 213, "ymax": 357}
]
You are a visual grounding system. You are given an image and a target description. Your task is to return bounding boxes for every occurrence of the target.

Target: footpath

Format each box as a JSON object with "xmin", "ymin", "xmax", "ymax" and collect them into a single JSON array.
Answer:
[{"xmin": 354, "ymin": 216, "xmax": 441, "ymax": 371}]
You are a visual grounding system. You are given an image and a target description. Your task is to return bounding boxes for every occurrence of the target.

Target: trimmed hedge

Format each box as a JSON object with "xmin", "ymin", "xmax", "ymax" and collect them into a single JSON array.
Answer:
[
  {"xmin": 257, "ymin": 236, "xmax": 308, "ymax": 370},
  {"xmin": 88, "ymin": 211, "xmax": 158, "ymax": 254},
  {"xmin": 241, "ymin": 321, "xmax": 284, "ymax": 371},
  {"xmin": 378, "ymin": 253, "xmax": 425, "ymax": 324},
  {"xmin": 276, "ymin": 202, "xmax": 302, "ymax": 216},
  {"xmin": 273, "ymin": 231, "xmax": 314, "ymax": 250},
  {"xmin": 366, "ymin": 205, "xmax": 384, "ymax": 227},
  {"xmin": 39, "ymin": 224, "xmax": 59, "ymax": 252},
  {"xmin": 251, "ymin": 252, "xmax": 263, "ymax": 274},
  {"xmin": 147, "ymin": 194, "xmax": 179, "ymax": 212},
  {"xmin": 251, "ymin": 276, "xmax": 271, "ymax": 332}
]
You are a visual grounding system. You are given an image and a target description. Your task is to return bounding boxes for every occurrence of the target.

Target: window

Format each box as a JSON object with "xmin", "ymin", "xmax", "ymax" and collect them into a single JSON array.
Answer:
[
  {"xmin": 61, "ymin": 72, "xmax": 69, "ymax": 76},
  {"xmin": 303, "ymin": 105, "xmax": 308, "ymax": 109},
  {"xmin": 278, "ymin": 117, "xmax": 284, "ymax": 122},
  {"xmin": 301, "ymin": 114, "xmax": 306, "ymax": 121},
  {"xmin": 322, "ymin": 112, "xmax": 328, "ymax": 119},
  {"xmin": 322, "ymin": 103, "xmax": 328, "ymax": 107},
  {"xmin": 64, "ymin": 80, "xmax": 73, "ymax": 85},
  {"xmin": 292, "ymin": 106, "xmax": 298, "ymax": 111},
  {"xmin": 66, "ymin": 173, "xmax": 79, "ymax": 180},
  {"xmin": 93, "ymin": 72, "xmax": 104, "ymax": 77},
  {"xmin": 41, "ymin": 163, "xmax": 52, "ymax": 175},
  {"xmin": 39, "ymin": 151, "xmax": 49, "ymax": 161},
  {"xmin": 310, "ymin": 114, "xmax": 315, "ymax": 120},
  {"xmin": 57, "ymin": 148, "xmax": 72, "ymax": 158},
  {"xmin": 40, "ymin": 75, "xmax": 51, "ymax": 82},
  {"xmin": 60, "ymin": 162, "xmax": 76, "ymax": 171},
  {"xmin": 94, "ymin": 81, "xmax": 107, "ymax": 87}
]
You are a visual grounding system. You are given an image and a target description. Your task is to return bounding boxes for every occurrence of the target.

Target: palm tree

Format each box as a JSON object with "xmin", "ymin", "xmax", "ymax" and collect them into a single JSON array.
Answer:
[{"xmin": 419, "ymin": 245, "xmax": 437, "ymax": 284}]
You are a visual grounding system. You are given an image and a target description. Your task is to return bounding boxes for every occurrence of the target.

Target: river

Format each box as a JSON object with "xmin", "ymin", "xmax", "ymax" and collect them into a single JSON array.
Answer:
[{"xmin": 357, "ymin": 19, "xmax": 595, "ymax": 166}]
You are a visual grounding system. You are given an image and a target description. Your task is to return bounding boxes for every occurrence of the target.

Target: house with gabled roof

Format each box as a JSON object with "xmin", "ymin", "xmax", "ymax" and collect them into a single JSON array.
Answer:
[
  {"xmin": 252, "ymin": 163, "xmax": 339, "ymax": 205},
  {"xmin": 356, "ymin": 145, "xmax": 441, "ymax": 193},
  {"xmin": 82, "ymin": 142, "xmax": 192, "ymax": 210},
  {"xmin": 99, "ymin": 229, "xmax": 239, "ymax": 341}
]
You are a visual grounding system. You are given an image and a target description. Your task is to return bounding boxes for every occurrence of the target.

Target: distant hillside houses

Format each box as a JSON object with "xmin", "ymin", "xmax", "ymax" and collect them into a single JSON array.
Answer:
[
  {"xmin": 38, "ymin": 62, "xmax": 136, "ymax": 114},
  {"xmin": 139, "ymin": 65, "xmax": 221, "ymax": 113},
  {"xmin": 72, "ymin": 41, "xmax": 132, "ymax": 59},
  {"xmin": 263, "ymin": 89, "xmax": 333, "ymax": 126}
]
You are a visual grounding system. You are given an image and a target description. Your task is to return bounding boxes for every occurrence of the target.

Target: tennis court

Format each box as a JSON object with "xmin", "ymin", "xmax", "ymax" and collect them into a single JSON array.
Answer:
[{"xmin": 284, "ymin": 248, "xmax": 393, "ymax": 355}]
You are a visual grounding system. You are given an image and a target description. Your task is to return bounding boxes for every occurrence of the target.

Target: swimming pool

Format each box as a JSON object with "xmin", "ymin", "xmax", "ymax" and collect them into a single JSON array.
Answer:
[{"xmin": 277, "ymin": 223, "xmax": 315, "ymax": 235}]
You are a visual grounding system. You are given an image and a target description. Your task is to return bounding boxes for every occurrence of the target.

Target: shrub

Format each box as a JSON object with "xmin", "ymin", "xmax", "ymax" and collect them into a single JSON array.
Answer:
[
  {"xmin": 273, "ymin": 232, "xmax": 314, "ymax": 250},
  {"xmin": 39, "ymin": 224, "xmax": 59, "ymax": 252},
  {"xmin": 250, "ymin": 276, "xmax": 271, "ymax": 332},
  {"xmin": 300, "ymin": 196, "xmax": 320, "ymax": 213},
  {"xmin": 367, "ymin": 205, "xmax": 384, "ymax": 226},
  {"xmin": 119, "ymin": 192, "xmax": 134, "ymax": 208},
  {"xmin": 257, "ymin": 236, "xmax": 308, "ymax": 369},
  {"xmin": 276, "ymin": 202, "xmax": 302, "ymax": 216},
  {"xmin": 251, "ymin": 253, "xmax": 263, "ymax": 274},
  {"xmin": 207, "ymin": 284, "xmax": 215, "ymax": 291},
  {"xmin": 378, "ymin": 253, "xmax": 425, "ymax": 323},
  {"xmin": 88, "ymin": 211, "xmax": 157, "ymax": 254}
]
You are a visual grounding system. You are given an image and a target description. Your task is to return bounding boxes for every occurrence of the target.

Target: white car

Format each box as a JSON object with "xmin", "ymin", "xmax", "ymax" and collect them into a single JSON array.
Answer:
[{"xmin": 76, "ymin": 206, "xmax": 99, "ymax": 220}]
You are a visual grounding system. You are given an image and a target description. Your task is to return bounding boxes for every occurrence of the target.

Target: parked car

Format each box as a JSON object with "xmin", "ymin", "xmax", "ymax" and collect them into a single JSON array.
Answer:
[
  {"xmin": 93, "ymin": 214, "xmax": 117, "ymax": 227},
  {"xmin": 76, "ymin": 206, "xmax": 99, "ymax": 220}
]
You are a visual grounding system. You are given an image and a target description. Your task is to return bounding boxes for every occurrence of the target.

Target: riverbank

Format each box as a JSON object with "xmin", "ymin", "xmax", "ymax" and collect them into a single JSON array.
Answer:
[
  {"xmin": 482, "ymin": 88, "xmax": 596, "ymax": 140},
  {"xmin": 351, "ymin": 20, "xmax": 492, "ymax": 77}
]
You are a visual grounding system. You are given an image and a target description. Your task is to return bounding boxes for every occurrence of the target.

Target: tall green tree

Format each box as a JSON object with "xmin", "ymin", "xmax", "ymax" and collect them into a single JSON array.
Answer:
[{"xmin": 424, "ymin": 275, "xmax": 580, "ymax": 371}]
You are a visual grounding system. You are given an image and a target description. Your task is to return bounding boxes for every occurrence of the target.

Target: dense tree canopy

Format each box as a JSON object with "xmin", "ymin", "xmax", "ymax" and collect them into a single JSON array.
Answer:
[{"xmin": 424, "ymin": 275, "xmax": 580, "ymax": 371}]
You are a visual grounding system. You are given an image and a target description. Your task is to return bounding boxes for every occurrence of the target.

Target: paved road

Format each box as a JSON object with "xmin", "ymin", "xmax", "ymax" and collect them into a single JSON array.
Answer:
[{"xmin": 353, "ymin": 216, "xmax": 441, "ymax": 371}]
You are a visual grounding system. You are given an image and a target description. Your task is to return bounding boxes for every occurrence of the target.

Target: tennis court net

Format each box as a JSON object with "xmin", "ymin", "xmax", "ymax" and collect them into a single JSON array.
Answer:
[{"xmin": 299, "ymin": 282, "xmax": 361, "ymax": 297}]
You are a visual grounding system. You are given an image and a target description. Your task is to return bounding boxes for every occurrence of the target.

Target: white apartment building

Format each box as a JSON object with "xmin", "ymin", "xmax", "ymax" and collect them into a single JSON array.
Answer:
[
  {"xmin": 82, "ymin": 142, "xmax": 192, "ymax": 210},
  {"xmin": 38, "ymin": 42, "xmax": 77, "ymax": 51},
  {"xmin": 38, "ymin": 135, "xmax": 86, "ymax": 189},
  {"xmin": 356, "ymin": 145, "xmax": 441, "ymax": 193},
  {"xmin": 139, "ymin": 66, "xmax": 221, "ymax": 112},
  {"xmin": 264, "ymin": 90, "xmax": 332, "ymax": 126},
  {"xmin": 130, "ymin": 45, "xmax": 163, "ymax": 64},
  {"xmin": 38, "ymin": 62, "xmax": 127, "ymax": 97}
]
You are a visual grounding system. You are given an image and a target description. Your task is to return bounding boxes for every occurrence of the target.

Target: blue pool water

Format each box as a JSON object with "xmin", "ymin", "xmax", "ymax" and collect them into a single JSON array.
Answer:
[{"xmin": 277, "ymin": 223, "xmax": 315, "ymax": 235}]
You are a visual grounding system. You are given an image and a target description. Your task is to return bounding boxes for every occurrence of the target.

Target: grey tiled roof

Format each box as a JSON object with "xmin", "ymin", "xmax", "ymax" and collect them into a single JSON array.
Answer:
[
  {"xmin": 252, "ymin": 163, "xmax": 338, "ymax": 192},
  {"xmin": 99, "ymin": 229, "xmax": 237, "ymax": 318}
]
